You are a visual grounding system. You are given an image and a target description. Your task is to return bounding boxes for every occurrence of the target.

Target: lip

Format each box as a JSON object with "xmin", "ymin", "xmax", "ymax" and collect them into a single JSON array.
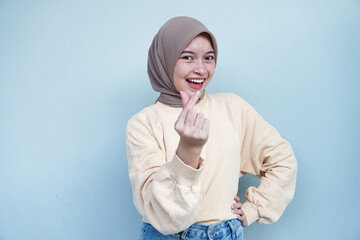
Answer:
[
  {"xmin": 187, "ymin": 77, "xmax": 206, "ymax": 80},
  {"xmin": 186, "ymin": 78, "xmax": 206, "ymax": 90}
]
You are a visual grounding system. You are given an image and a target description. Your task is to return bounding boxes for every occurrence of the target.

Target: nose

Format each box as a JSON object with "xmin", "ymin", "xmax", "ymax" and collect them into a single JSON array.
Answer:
[{"xmin": 193, "ymin": 60, "xmax": 207, "ymax": 75}]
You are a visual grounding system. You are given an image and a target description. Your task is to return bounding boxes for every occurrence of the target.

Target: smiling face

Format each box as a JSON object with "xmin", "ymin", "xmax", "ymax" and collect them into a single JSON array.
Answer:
[{"xmin": 173, "ymin": 34, "xmax": 216, "ymax": 98}]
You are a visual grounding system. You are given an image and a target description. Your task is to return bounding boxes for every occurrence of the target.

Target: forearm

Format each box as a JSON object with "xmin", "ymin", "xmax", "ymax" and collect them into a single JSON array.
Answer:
[
  {"xmin": 176, "ymin": 139, "xmax": 203, "ymax": 169},
  {"xmin": 240, "ymin": 103, "xmax": 297, "ymax": 225},
  {"xmin": 131, "ymin": 153, "xmax": 205, "ymax": 234},
  {"xmin": 174, "ymin": 91, "xmax": 209, "ymax": 169},
  {"xmin": 243, "ymin": 139, "xmax": 297, "ymax": 225}
]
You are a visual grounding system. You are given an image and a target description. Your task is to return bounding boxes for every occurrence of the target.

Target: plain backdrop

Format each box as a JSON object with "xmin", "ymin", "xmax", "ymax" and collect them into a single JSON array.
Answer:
[{"xmin": 1, "ymin": 0, "xmax": 359, "ymax": 239}]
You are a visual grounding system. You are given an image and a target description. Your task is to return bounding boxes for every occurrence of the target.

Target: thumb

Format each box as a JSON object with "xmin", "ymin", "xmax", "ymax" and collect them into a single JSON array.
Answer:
[{"xmin": 180, "ymin": 91, "xmax": 190, "ymax": 107}]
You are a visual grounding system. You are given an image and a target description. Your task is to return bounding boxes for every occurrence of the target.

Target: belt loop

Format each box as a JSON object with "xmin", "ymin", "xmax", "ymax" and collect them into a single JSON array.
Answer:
[
  {"xmin": 180, "ymin": 227, "xmax": 189, "ymax": 239},
  {"xmin": 206, "ymin": 225, "xmax": 212, "ymax": 239},
  {"xmin": 227, "ymin": 220, "xmax": 236, "ymax": 240}
]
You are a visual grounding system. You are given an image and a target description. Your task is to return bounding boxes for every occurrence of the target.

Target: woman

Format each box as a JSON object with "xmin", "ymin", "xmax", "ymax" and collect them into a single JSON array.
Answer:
[{"xmin": 126, "ymin": 16, "xmax": 297, "ymax": 239}]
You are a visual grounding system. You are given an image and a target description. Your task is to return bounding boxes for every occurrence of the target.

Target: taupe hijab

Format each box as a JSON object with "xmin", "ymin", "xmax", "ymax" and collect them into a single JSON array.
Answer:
[{"xmin": 147, "ymin": 16, "xmax": 218, "ymax": 107}]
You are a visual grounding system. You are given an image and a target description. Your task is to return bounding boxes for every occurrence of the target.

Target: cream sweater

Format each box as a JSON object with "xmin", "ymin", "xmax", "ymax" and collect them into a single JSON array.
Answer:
[{"xmin": 126, "ymin": 93, "xmax": 297, "ymax": 235}]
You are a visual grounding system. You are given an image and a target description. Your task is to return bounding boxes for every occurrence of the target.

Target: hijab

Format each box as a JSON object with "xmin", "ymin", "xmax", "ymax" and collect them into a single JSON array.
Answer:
[{"xmin": 147, "ymin": 16, "xmax": 218, "ymax": 107}]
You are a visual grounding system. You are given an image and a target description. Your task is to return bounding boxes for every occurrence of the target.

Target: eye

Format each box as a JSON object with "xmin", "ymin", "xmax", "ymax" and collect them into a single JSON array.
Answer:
[
  {"xmin": 205, "ymin": 55, "xmax": 215, "ymax": 62},
  {"xmin": 181, "ymin": 56, "xmax": 193, "ymax": 61}
]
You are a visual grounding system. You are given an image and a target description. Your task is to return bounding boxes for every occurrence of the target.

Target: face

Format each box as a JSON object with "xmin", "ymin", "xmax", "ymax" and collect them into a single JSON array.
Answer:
[{"xmin": 173, "ymin": 34, "xmax": 216, "ymax": 98}]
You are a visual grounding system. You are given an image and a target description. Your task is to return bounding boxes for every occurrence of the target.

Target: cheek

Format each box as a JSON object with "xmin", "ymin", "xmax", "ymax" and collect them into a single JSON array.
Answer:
[
  {"xmin": 207, "ymin": 64, "xmax": 216, "ymax": 77},
  {"xmin": 174, "ymin": 66, "xmax": 191, "ymax": 83},
  {"xmin": 173, "ymin": 78, "xmax": 185, "ymax": 91},
  {"xmin": 173, "ymin": 62, "xmax": 188, "ymax": 79}
]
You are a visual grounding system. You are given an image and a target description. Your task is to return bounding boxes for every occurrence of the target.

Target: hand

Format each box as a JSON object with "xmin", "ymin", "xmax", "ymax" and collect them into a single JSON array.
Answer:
[
  {"xmin": 174, "ymin": 91, "xmax": 210, "ymax": 169},
  {"xmin": 231, "ymin": 195, "xmax": 248, "ymax": 227}
]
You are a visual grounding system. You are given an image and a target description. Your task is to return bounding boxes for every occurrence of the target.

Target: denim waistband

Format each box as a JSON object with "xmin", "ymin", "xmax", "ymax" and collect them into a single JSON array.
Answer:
[{"xmin": 180, "ymin": 219, "xmax": 242, "ymax": 239}]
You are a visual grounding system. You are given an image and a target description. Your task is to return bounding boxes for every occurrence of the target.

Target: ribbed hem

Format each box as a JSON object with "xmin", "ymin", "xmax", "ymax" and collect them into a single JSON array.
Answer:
[
  {"xmin": 165, "ymin": 154, "xmax": 204, "ymax": 187},
  {"xmin": 242, "ymin": 201, "xmax": 260, "ymax": 226}
]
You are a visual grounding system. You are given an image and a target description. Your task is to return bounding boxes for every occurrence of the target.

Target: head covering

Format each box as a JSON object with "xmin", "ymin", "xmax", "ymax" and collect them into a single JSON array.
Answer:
[{"xmin": 147, "ymin": 16, "xmax": 218, "ymax": 107}]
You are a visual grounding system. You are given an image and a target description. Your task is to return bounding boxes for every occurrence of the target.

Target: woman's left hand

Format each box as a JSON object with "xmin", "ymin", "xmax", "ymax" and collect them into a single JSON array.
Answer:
[{"xmin": 231, "ymin": 196, "xmax": 248, "ymax": 227}]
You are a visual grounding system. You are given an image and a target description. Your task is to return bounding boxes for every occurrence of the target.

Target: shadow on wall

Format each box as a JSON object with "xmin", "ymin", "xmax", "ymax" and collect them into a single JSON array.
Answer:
[{"xmin": 238, "ymin": 174, "xmax": 260, "ymax": 203}]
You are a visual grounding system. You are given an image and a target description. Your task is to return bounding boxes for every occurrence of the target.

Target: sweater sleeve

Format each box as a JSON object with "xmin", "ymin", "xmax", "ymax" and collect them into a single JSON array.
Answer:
[
  {"xmin": 126, "ymin": 114, "xmax": 204, "ymax": 235},
  {"xmin": 240, "ymin": 104, "xmax": 297, "ymax": 226}
]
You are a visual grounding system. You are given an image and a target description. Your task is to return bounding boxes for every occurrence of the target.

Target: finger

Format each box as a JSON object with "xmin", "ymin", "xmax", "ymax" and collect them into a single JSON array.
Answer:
[
  {"xmin": 232, "ymin": 208, "xmax": 244, "ymax": 215},
  {"xmin": 177, "ymin": 110, "xmax": 188, "ymax": 126},
  {"xmin": 202, "ymin": 118, "xmax": 210, "ymax": 132},
  {"xmin": 242, "ymin": 219, "xmax": 249, "ymax": 227},
  {"xmin": 177, "ymin": 91, "xmax": 200, "ymax": 124},
  {"xmin": 235, "ymin": 202, "xmax": 243, "ymax": 208},
  {"xmin": 185, "ymin": 109, "xmax": 197, "ymax": 129},
  {"xmin": 234, "ymin": 195, "xmax": 240, "ymax": 203},
  {"xmin": 194, "ymin": 113, "xmax": 205, "ymax": 129},
  {"xmin": 238, "ymin": 216, "xmax": 248, "ymax": 227},
  {"xmin": 174, "ymin": 119, "xmax": 184, "ymax": 133},
  {"xmin": 231, "ymin": 202, "xmax": 242, "ymax": 210},
  {"xmin": 237, "ymin": 215, "xmax": 246, "ymax": 221},
  {"xmin": 183, "ymin": 91, "xmax": 200, "ymax": 111},
  {"xmin": 180, "ymin": 91, "xmax": 190, "ymax": 107}
]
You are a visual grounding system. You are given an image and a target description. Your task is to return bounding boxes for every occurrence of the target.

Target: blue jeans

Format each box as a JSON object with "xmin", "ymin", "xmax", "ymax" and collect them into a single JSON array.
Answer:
[{"xmin": 140, "ymin": 219, "xmax": 244, "ymax": 240}]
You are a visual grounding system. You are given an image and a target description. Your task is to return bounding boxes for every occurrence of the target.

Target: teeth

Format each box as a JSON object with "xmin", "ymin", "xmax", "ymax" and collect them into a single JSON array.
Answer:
[{"xmin": 188, "ymin": 79, "xmax": 205, "ymax": 83}]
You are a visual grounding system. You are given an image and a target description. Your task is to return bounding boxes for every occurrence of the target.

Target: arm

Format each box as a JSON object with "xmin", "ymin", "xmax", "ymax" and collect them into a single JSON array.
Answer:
[
  {"xmin": 239, "ymin": 104, "xmax": 297, "ymax": 225},
  {"xmin": 126, "ymin": 91, "xmax": 209, "ymax": 235},
  {"xmin": 126, "ymin": 118, "xmax": 204, "ymax": 235},
  {"xmin": 175, "ymin": 91, "xmax": 209, "ymax": 169}
]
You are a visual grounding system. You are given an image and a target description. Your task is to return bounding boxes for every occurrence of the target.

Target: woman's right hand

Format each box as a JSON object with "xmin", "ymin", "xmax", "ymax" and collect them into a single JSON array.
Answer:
[
  {"xmin": 232, "ymin": 196, "xmax": 248, "ymax": 227},
  {"xmin": 174, "ymin": 91, "xmax": 210, "ymax": 169}
]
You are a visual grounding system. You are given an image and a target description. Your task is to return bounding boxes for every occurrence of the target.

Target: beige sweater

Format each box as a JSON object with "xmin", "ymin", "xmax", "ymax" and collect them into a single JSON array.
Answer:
[{"xmin": 126, "ymin": 93, "xmax": 297, "ymax": 235}]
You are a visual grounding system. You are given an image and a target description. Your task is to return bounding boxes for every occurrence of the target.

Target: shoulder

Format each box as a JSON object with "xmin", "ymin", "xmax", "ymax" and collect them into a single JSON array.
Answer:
[
  {"xmin": 126, "ymin": 104, "xmax": 159, "ymax": 133},
  {"xmin": 126, "ymin": 102, "xmax": 180, "ymax": 134}
]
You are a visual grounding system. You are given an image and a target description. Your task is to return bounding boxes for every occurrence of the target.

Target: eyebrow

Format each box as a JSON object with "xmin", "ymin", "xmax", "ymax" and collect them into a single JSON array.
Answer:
[{"xmin": 180, "ymin": 50, "xmax": 215, "ymax": 55}]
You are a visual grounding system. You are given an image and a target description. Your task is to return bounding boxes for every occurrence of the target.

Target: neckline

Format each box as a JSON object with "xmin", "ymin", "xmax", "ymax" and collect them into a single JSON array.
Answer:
[{"xmin": 155, "ymin": 93, "xmax": 208, "ymax": 112}]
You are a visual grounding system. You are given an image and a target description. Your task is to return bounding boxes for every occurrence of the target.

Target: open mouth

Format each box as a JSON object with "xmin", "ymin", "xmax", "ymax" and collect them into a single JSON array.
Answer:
[{"xmin": 186, "ymin": 78, "xmax": 205, "ymax": 90}]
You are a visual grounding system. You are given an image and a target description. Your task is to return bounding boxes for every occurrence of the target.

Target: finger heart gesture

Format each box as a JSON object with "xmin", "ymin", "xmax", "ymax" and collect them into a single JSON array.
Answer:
[
  {"xmin": 174, "ymin": 91, "xmax": 210, "ymax": 169},
  {"xmin": 174, "ymin": 91, "xmax": 210, "ymax": 147}
]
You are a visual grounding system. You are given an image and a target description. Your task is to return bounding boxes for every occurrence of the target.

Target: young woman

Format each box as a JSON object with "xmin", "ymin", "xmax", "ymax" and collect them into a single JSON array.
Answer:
[{"xmin": 126, "ymin": 16, "xmax": 297, "ymax": 240}]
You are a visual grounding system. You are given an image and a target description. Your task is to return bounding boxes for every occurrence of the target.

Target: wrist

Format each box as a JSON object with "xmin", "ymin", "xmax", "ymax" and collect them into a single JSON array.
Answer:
[{"xmin": 176, "ymin": 140, "xmax": 203, "ymax": 169}]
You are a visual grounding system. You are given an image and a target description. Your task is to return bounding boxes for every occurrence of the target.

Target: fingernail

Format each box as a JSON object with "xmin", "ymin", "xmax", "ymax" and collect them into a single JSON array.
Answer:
[{"xmin": 196, "ymin": 91, "xmax": 200, "ymax": 96}]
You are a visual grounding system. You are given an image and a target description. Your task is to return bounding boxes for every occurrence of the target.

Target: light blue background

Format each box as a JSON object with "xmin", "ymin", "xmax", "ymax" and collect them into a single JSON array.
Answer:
[{"xmin": 1, "ymin": 0, "xmax": 359, "ymax": 239}]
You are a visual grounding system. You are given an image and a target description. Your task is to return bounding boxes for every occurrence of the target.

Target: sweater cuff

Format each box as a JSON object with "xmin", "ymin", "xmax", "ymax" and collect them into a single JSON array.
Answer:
[
  {"xmin": 242, "ymin": 201, "xmax": 260, "ymax": 226},
  {"xmin": 165, "ymin": 154, "xmax": 204, "ymax": 187}
]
